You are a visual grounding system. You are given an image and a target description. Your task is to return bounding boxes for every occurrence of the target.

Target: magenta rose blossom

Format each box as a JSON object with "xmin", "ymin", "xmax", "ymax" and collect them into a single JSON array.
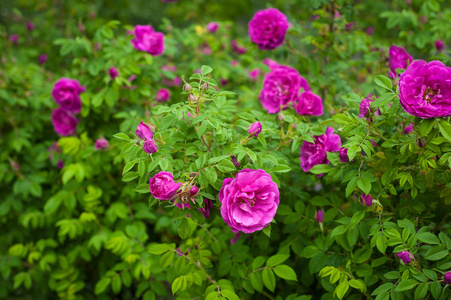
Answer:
[
  {"xmin": 9, "ymin": 35, "xmax": 19, "ymax": 44},
  {"xmin": 444, "ymin": 272, "xmax": 451, "ymax": 284},
  {"xmin": 300, "ymin": 127, "xmax": 341, "ymax": 172},
  {"xmin": 360, "ymin": 194, "xmax": 372, "ymax": 206},
  {"xmin": 131, "ymin": 25, "xmax": 165, "ymax": 56},
  {"xmin": 260, "ymin": 66, "xmax": 306, "ymax": 113},
  {"xmin": 248, "ymin": 8, "xmax": 289, "ymax": 50},
  {"xmin": 399, "ymin": 60, "xmax": 451, "ymax": 119},
  {"xmin": 339, "ymin": 147, "xmax": 350, "ymax": 162},
  {"xmin": 190, "ymin": 186, "xmax": 199, "ymax": 196},
  {"xmin": 359, "ymin": 95, "xmax": 381, "ymax": 119},
  {"xmin": 248, "ymin": 68, "xmax": 263, "ymax": 81},
  {"xmin": 143, "ymin": 139, "xmax": 158, "ymax": 154},
  {"xmin": 95, "ymin": 138, "xmax": 109, "ymax": 150},
  {"xmin": 295, "ymin": 91, "xmax": 323, "ymax": 116},
  {"xmin": 388, "ymin": 45, "xmax": 413, "ymax": 79},
  {"xmin": 149, "ymin": 171, "xmax": 181, "ymax": 200},
  {"xmin": 26, "ymin": 21, "xmax": 35, "ymax": 31},
  {"xmin": 155, "ymin": 88, "xmax": 170, "ymax": 102},
  {"xmin": 206, "ymin": 22, "xmax": 219, "ymax": 33},
  {"xmin": 57, "ymin": 159, "xmax": 64, "ymax": 169},
  {"xmin": 397, "ymin": 251, "xmax": 413, "ymax": 264},
  {"xmin": 136, "ymin": 122, "xmax": 154, "ymax": 140},
  {"xmin": 263, "ymin": 58, "xmax": 280, "ymax": 70},
  {"xmin": 51, "ymin": 108, "xmax": 79, "ymax": 136},
  {"xmin": 51, "ymin": 78, "xmax": 85, "ymax": 114},
  {"xmin": 199, "ymin": 198, "xmax": 213, "ymax": 219},
  {"xmin": 248, "ymin": 122, "xmax": 262, "ymax": 137},
  {"xmin": 219, "ymin": 169, "xmax": 279, "ymax": 234}
]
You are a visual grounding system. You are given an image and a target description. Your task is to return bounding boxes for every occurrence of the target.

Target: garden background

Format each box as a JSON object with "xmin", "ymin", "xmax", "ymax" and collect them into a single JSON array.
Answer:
[{"xmin": 2, "ymin": 0, "xmax": 451, "ymax": 299}]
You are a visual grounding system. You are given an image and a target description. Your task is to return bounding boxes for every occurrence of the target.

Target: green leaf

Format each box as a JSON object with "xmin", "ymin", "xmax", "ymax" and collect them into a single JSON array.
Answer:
[
  {"xmin": 309, "ymin": 164, "xmax": 331, "ymax": 175},
  {"xmin": 419, "ymin": 119, "xmax": 434, "ymax": 136},
  {"xmin": 216, "ymin": 159, "xmax": 236, "ymax": 173},
  {"xmin": 266, "ymin": 254, "xmax": 290, "ymax": 267},
  {"xmin": 335, "ymin": 280, "xmax": 349, "ymax": 299},
  {"xmin": 371, "ymin": 283, "xmax": 393, "ymax": 295},
  {"xmin": 148, "ymin": 243, "xmax": 172, "ymax": 255},
  {"xmin": 376, "ymin": 235, "xmax": 387, "ymax": 254},
  {"xmin": 333, "ymin": 114, "xmax": 352, "ymax": 124},
  {"xmin": 262, "ymin": 268, "xmax": 276, "ymax": 292},
  {"xmin": 371, "ymin": 93, "xmax": 396, "ymax": 108},
  {"xmin": 439, "ymin": 120, "xmax": 451, "ymax": 142},
  {"xmin": 357, "ymin": 178, "xmax": 371, "ymax": 195},
  {"xmin": 171, "ymin": 276, "xmax": 187, "ymax": 294},
  {"xmin": 414, "ymin": 283, "xmax": 428, "ymax": 300},
  {"xmin": 393, "ymin": 279, "xmax": 417, "ymax": 292},
  {"xmin": 111, "ymin": 274, "xmax": 122, "ymax": 294},
  {"xmin": 220, "ymin": 289, "xmax": 240, "ymax": 300},
  {"xmin": 425, "ymin": 245, "xmax": 448, "ymax": 261},
  {"xmin": 349, "ymin": 279, "xmax": 366, "ymax": 292},
  {"xmin": 94, "ymin": 277, "xmax": 111, "ymax": 295},
  {"xmin": 122, "ymin": 161, "xmax": 137, "ymax": 175},
  {"xmin": 417, "ymin": 232, "xmax": 440, "ymax": 245},
  {"xmin": 201, "ymin": 65, "xmax": 213, "ymax": 76},
  {"xmin": 178, "ymin": 218, "xmax": 193, "ymax": 240},
  {"xmin": 272, "ymin": 165, "xmax": 291, "ymax": 173},
  {"xmin": 159, "ymin": 251, "xmax": 175, "ymax": 269},
  {"xmin": 122, "ymin": 172, "xmax": 139, "ymax": 182},
  {"xmin": 374, "ymin": 75, "xmax": 393, "ymax": 91},
  {"xmin": 273, "ymin": 265, "xmax": 297, "ymax": 281}
]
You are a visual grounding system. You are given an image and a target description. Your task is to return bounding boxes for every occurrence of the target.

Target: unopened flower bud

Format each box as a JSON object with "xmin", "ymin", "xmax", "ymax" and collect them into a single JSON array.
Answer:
[
  {"xmin": 183, "ymin": 83, "xmax": 192, "ymax": 92},
  {"xmin": 247, "ymin": 122, "xmax": 262, "ymax": 138},
  {"xmin": 201, "ymin": 82, "xmax": 209, "ymax": 91},
  {"xmin": 316, "ymin": 210, "xmax": 324, "ymax": 223},
  {"xmin": 190, "ymin": 186, "xmax": 199, "ymax": 196},
  {"xmin": 291, "ymin": 122, "xmax": 297, "ymax": 130},
  {"xmin": 444, "ymin": 272, "xmax": 451, "ymax": 284},
  {"xmin": 188, "ymin": 94, "xmax": 196, "ymax": 102},
  {"xmin": 397, "ymin": 251, "xmax": 413, "ymax": 264},
  {"xmin": 143, "ymin": 139, "xmax": 158, "ymax": 154},
  {"xmin": 277, "ymin": 113, "xmax": 285, "ymax": 122},
  {"xmin": 360, "ymin": 194, "xmax": 372, "ymax": 206}
]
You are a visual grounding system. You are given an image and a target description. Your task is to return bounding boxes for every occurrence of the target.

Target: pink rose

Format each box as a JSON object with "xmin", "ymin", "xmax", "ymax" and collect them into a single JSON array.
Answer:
[
  {"xmin": 131, "ymin": 25, "xmax": 165, "ymax": 56},
  {"xmin": 300, "ymin": 127, "xmax": 341, "ymax": 172},
  {"xmin": 143, "ymin": 139, "xmax": 158, "ymax": 154},
  {"xmin": 248, "ymin": 122, "xmax": 262, "ymax": 137},
  {"xmin": 206, "ymin": 22, "xmax": 219, "ymax": 33},
  {"xmin": 388, "ymin": 45, "xmax": 413, "ymax": 79},
  {"xmin": 136, "ymin": 122, "xmax": 154, "ymax": 140},
  {"xmin": 248, "ymin": 8, "xmax": 289, "ymax": 50},
  {"xmin": 397, "ymin": 251, "xmax": 413, "ymax": 264},
  {"xmin": 219, "ymin": 169, "xmax": 279, "ymax": 234},
  {"xmin": 360, "ymin": 194, "xmax": 372, "ymax": 206},
  {"xmin": 149, "ymin": 171, "xmax": 181, "ymax": 200},
  {"xmin": 51, "ymin": 78, "xmax": 85, "ymax": 113},
  {"xmin": 155, "ymin": 88, "xmax": 170, "ymax": 102},
  {"xmin": 294, "ymin": 91, "xmax": 323, "ymax": 116},
  {"xmin": 109, "ymin": 67, "xmax": 119, "ymax": 79},
  {"xmin": 51, "ymin": 108, "xmax": 79, "ymax": 136},
  {"xmin": 316, "ymin": 210, "xmax": 324, "ymax": 223},
  {"xmin": 95, "ymin": 138, "xmax": 109, "ymax": 150},
  {"xmin": 338, "ymin": 147, "xmax": 350, "ymax": 162}
]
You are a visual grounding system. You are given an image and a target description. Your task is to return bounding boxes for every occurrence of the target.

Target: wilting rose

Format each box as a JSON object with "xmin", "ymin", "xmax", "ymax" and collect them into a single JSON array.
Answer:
[
  {"xmin": 399, "ymin": 60, "xmax": 451, "ymax": 118},
  {"xmin": 360, "ymin": 194, "xmax": 372, "ymax": 206},
  {"xmin": 131, "ymin": 25, "xmax": 165, "ymax": 56},
  {"xmin": 248, "ymin": 8, "xmax": 289, "ymax": 50},
  {"xmin": 219, "ymin": 169, "xmax": 279, "ymax": 233},
  {"xmin": 149, "ymin": 171, "xmax": 181, "ymax": 200},
  {"xmin": 51, "ymin": 108, "xmax": 79, "ymax": 136}
]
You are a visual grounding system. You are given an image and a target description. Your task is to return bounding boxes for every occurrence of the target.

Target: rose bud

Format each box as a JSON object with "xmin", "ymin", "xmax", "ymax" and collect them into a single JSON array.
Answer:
[
  {"xmin": 143, "ymin": 139, "xmax": 158, "ymax": 154},
  {"xmin": 316, "ymin": 210, "xmax": 324, "ymax": 223},
  {"xmin": 397, "ymin": 251, "xmax": 413, "ymax": 264},
  {"xmin": 190, "ymin": 186, "xmax": 199, "ymax": 196},
  {"xmin": 247, "ymin": 122, "xmax": 262, "ymax": 138},
  {"xmin": 444, "ymin": 272, "xmax": 451, "ymax": 284}
]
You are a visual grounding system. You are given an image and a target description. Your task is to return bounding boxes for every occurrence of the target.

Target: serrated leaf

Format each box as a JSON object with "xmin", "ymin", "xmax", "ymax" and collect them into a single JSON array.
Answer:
[{"xmin": 274, "ymin": 265, "xmax": 297, "ymax": 281}]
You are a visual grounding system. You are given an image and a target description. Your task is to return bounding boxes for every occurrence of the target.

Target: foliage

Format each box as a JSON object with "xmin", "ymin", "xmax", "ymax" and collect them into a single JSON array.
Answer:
[{"xmin": 1, "ymin": 0, "xmax": 451, "ymax": 299}]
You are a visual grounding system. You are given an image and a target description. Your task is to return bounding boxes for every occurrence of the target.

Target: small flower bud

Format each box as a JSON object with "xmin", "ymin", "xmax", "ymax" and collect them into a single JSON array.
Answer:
[
  {"xmin": 444, "ymin": 272, "xmax": 451, "ymax": 284},
  {"xmin": 201, "ymin": 82, "xmax": 209, "ymax": 91},
  {"xmin": 339, "ymin": 147, "xmax": 350, "ymax": 163},
  {"xmin": 188, "ymin": 94, "xmax": 196, "ymax": 102},
  {"xmin": 291, "ymin": 122, "xmax": 297, "ymax": 130},
  {"xmin": 143, "ymin": 139, "xmax": 158, "ymax": 154},
  {"xmin": 360, "ymin": 194, "xmax": 372, "ymax": 206},
  {"xmin": 190, "ymin": 186, "xmax": 199, "ymax": 196},
  {"xmin": 231, "ymin": 156, "xmax": 240, "ymax": 168},
  {"xmin": 277, "ymin": 112, "xmax": 285, "ymax": 122},
  {"xmin": 247, "ymin": 122, "xmax": 262, "ymax": 138},
  {"xmin": 183, "ymin": 83, "xmax": 192, "ymax": 92},
  {"xmin": 316, "ymin": 210, "xmax": 324, "ymax": 223},
  {"xmin": 397, "ymin": 251, "xmax": 413, "ymax": 264}
]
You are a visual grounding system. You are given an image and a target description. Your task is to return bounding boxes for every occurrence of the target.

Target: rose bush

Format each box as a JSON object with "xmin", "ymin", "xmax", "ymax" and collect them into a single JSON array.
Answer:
[{"xmin": 2, "ymin": 1, "xmax": 451, "ymax": 300}]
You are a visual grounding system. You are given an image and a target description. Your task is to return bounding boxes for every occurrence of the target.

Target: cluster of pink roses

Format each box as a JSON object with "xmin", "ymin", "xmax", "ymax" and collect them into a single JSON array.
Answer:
[
  {"xmin": 259, "ymin": 64, "xmax": 323, "ymax": 116},
  {"xmin": 51, "ymin": 78, "xmax": 85, "ymax": 136},
  {"xmin": 136, "ymin": 122, "xmax": 158, "ymax": 154}
]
